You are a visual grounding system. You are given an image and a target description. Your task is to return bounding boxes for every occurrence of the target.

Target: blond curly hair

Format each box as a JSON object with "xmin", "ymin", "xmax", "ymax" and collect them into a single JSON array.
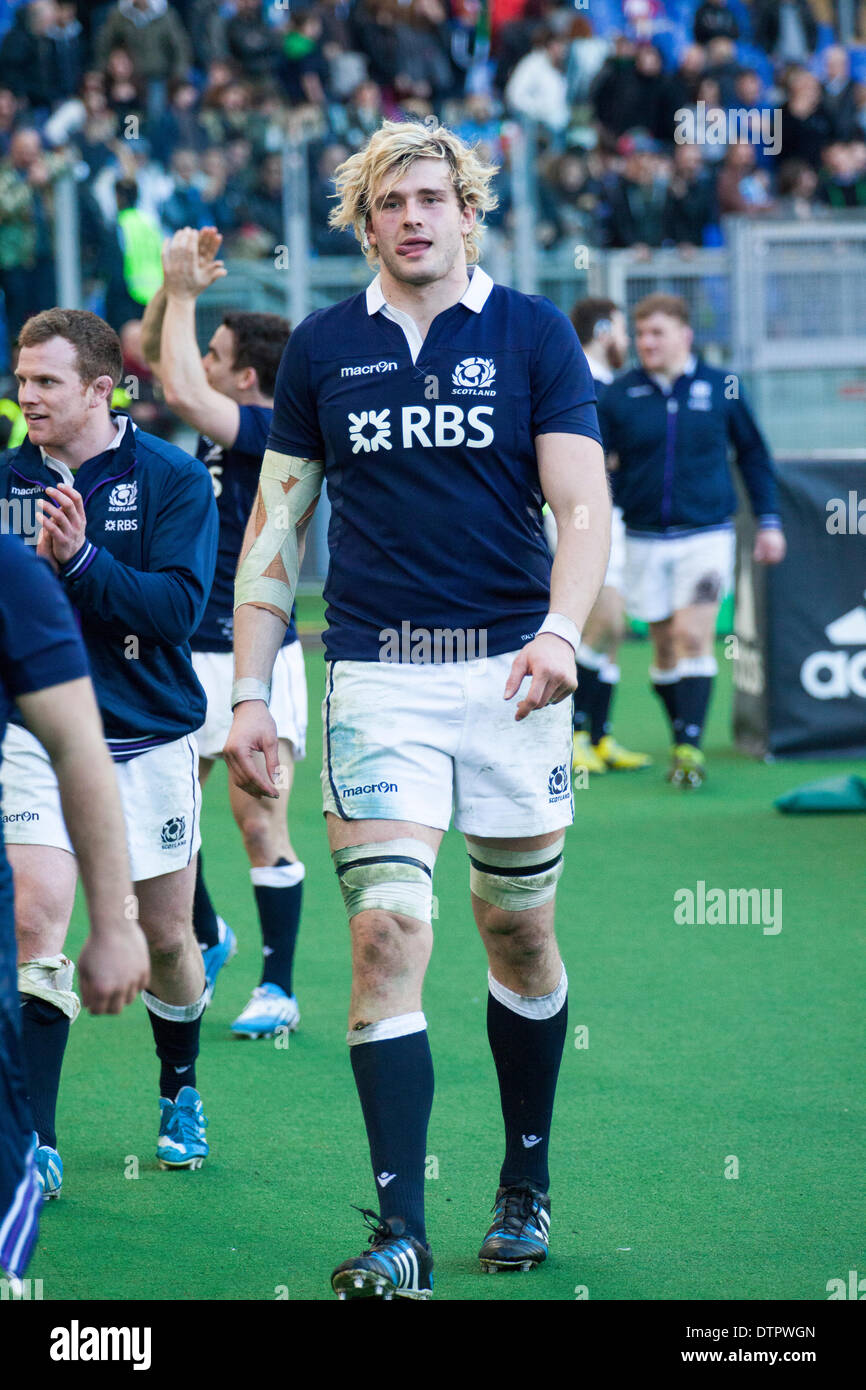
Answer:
[{"xmin": 329, "ymin": 120, "xmax": 499, "ymax": 266}]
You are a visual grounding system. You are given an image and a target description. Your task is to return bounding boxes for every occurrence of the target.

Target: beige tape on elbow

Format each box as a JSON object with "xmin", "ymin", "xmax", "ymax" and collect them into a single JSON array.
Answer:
[{"xmin": 234, "ymin": 450, "xmax": 324, "ymax": 618}]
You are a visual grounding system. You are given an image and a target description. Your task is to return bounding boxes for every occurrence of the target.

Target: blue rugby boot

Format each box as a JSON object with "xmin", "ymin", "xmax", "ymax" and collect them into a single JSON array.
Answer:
[
  {"xmin": 157, "ymin": 1087, "xmax": 209, "ymax": 1170},
  {"xmin": 33, "ymin": 1133, "xmax": 62, "ymax": 1200},
  {"xmin": 478, "ymin": 1182, "xmax": 550, "ymax": 1272},
  {"xmin": 332, "ymin": 1209, "xmax": 433, "ymax": 1301},
  {"xmin": 202, "ymin": 917, "xmax": 237, "ymax": 1005}
]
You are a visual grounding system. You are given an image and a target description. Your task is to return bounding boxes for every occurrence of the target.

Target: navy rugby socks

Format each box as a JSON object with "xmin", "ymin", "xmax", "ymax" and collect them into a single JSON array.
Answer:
[
  {"xmin": 252, "ymin": 858, "xmax": 304, "ymax": 996},
  {"xmin": 349, "ymin": 1016, "xmax": 434, "ymax": 1246},
  {"xmin": 487, "ymin": 969, "xmax": 568, "ymax": 1192},
  {"xmin": 20, "ymin": 996, "xmax": 68, "ymax": 1150},
  {"xmin": 193, "ymin": 853, "xmax": 220, "ymax": 950},
  {"xmin": 144, "ymin": 994, "xmax": 206, "ymax": 1102}
]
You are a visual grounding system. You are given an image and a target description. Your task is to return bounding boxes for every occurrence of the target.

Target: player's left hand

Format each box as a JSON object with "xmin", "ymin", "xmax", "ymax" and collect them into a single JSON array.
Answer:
[
  {"xmin": 753, "ymin": 527, "xmax": 786, "ymax": 565},
  {"xmin": 504, "ymin": 634, "xmax": 578, "ymax": 722},
  {"xmin": 162, "ymin": 226, "xmax": 227, "ymax": 298},
  {"xmin": 36, "ymin": 484, "xmax": 87, "ymax": 565}
]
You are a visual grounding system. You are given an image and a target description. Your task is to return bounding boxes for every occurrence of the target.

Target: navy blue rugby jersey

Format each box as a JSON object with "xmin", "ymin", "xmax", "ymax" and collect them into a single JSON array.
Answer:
[
  {"xmin": 0, "ymin": 534, "xmax": 90, "ymax": 947},
  {"xmin": 268, "ymin": 267, "xmax": 601, "ymax": 662},
  {"xmin": 193, "ymin": 403, "xmax": 297, "ymax": 651}
]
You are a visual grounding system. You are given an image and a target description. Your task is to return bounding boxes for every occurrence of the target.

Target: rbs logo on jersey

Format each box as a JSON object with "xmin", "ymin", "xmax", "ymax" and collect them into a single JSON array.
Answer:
[{"xmin": 348, "ymin": 405, "xmax": 494, "ymax": 453}]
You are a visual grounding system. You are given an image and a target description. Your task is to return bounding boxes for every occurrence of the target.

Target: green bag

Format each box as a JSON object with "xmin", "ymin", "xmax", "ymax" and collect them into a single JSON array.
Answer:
[{"xmin": 774, "ymin": 774, "xmax": 866, "ymax": 814}]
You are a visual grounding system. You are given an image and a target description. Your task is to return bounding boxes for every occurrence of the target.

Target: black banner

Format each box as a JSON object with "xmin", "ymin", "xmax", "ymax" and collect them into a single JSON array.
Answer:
[{"xmin": 734, "ymin": 458, "xmax": 866, "ymax": 759}]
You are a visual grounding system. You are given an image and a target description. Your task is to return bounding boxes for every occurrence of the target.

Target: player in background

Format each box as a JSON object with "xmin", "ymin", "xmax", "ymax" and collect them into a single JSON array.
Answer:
[
  {"xmin": 0, "ymin": 533, "xmax": 148, "ymax": 1277},
  {"xmin": 598, "ymin": 293, "xmax": 786, "ymax": 786},
  {"xmin": 0, "ymin": 309, "xmax": 217, "ymax": 1187},
  {"xmin": 225, "ymin": 121, "xmax": 610, "ymax": 1299},
  {"xmin": 141, "ymin": 229, "xmax": 306, "ymax": 1040},
  {"xmin": 562, "ymin": 297, "xmax": 652, "ymax": 775}
]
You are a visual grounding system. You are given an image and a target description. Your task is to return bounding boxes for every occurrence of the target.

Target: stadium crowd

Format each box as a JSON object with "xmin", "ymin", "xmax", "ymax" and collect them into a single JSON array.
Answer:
[{"xmin": 0, "ymin": 0, "xmax": 865, "ymax": 368}]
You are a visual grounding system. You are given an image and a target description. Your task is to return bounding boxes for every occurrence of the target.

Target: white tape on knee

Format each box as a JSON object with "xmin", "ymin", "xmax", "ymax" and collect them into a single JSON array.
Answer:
[
  {"xmin": 332, "ymin": 839, "xmax": 435, "ymax": 923},
  {"xmin": 18, "ymin": 955, "xmax": 80, "ymax": 1022},
  {"xmin": 467, "ymin": 836, "xmax": 565, "ymax": 912},
  {"xmin": 234, "ymin": 450, "xmax": 324, "ymax": 619}
]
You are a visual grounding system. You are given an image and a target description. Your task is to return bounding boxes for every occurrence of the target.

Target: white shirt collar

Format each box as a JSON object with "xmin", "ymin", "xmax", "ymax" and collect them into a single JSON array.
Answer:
[
  {"xmin": 650, "ymin": 352, "xmax": 697, "ymax": 393},
  {"xmin": 585, "ymin": 354, "xmax": 614, "ymax": 385},
  {"xmin": 365, "ymin": 264, "xmax": 494, "ymax": 318},
  {"xmin": 40, "ymin": 412, "xmax": 129, "ymax": 483},
  {"xmin": 365, "ymin": 266, "xmax": 494, "ymax": 365}
]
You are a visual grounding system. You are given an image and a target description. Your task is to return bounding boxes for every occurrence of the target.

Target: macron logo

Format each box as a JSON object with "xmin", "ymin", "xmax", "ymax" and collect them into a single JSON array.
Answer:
[
  {"xmin": 341, "ymin": 361, "xmax": 398, "ymax": 377},
  {"xmin": 521, "ymin": 1134, "xmax": 543, "ymax": 1149},
  {"xmin": 376, "ymin": 1171, "xmax": 397, "ymax": 1188}
]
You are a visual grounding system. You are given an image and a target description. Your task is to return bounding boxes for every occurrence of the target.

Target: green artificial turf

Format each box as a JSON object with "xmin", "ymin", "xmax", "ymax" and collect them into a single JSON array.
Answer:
[{"xmin": 31, "ymin": 636, "xmax": 864, "ymax": 1301}]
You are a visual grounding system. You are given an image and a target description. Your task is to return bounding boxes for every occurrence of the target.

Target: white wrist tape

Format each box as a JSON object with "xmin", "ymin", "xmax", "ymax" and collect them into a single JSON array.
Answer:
[
  {"xmin": 234, "ymin": 449, "xmax": 324, "ymax": 621},
  {"xmin": 231, "ymin": 677, "xmax": 271, "ymax": 709},
  {"xmin": 538, "ymin": 612, "xmax": 582, "ymax": 657}
]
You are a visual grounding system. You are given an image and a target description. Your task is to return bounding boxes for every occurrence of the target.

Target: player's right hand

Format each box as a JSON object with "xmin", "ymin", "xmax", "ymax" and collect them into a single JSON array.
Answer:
[
  {"xmin": 78, "ymin": 922, "xmax": 150, "ymax": 1016},
  {"xmin": 224, "ymin": 701, "xmax": 282, "ymax": 799}
]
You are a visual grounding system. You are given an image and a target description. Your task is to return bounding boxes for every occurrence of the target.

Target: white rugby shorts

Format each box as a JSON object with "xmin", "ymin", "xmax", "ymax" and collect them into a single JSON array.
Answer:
[
  {"xmin": 624, "ymin": 527, "xmax": 735, "ymax": 624},
  {"xmin": 321, "ymin": 649, "xmax": 574, "ymax": 836},
  {"xmin": 0, "ymin": 724, "xmax": 201, "ymax": 882},
  {"xmin": 603, "ymin": 505, "xmax": 626, "ymax": 593},
  {"xmin": 192, "ymin": 641, "xmax": 308, "ymax": 761}
]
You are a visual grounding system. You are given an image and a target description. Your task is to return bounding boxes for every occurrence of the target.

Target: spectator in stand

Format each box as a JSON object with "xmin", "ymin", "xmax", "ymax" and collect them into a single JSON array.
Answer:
[
  {"xmin": 0, "ymin": 129, "xmax": 64, "ymax": 350},
  {"xmin": 605, "ymin": 133, "xmax": 669, "ymax": 251},
  {"xmin": 225, "ymin": 0, "xmax": 279, "ymax": 81},
  {"xmin": 0, "ymin": 0, "xmax": 68, "ymax": 116},
  {"xmin": 43, "ymin": 71, "xmax": 119, "ymax": 176},
  {"xmin": 393, "ymin": 0, "xmax": 459, "ymax": 107},
  {"xmin": 541, "ymin": 148, "xmax": 606, "ymax": 247},
  {"xmin": 94, "ymin": 0, "xmax": 193, "ymax": 87},
  {"xmin": 319, "ymin": 0, "xmax": 368, "ymax": 101},
  {"xmin": 703, "ymin": 37, "xmax": 742, "ymax": 108},
  {"xmin": 592, "ymin": 39, "xmax": 669, "ymax": 141},
  {"xmin": 0, "ymin": 88, "xmax": 21, "ymax": 160},
  {"xmin": 47, "ymin": 0, "xmax": 86, "ymax": 101},
  {"xmin": 493, "ymin": 0, "xmax": 556, "ymax": 94},
  {"xmin": 662, "ymin": 142, "xmax": 719, "ymax": 249},
  {"xmin": 329, "ymin": 80, "xmax": 384, "ymax": 151},
  {"xmin": 200, "ymin": 80, "xmax": 263, "ymax": 148},
  {"xmin": 775, "ymin": 157, "xmax": 822, "ymax": 215},
  {"xmin": 104, "ymin": 176, "xmax": 164, "ymax": 326},
  {"xmin": 818, "ymin": 139, "xmax": 866, "ymax": 206},
  {"xmin": 505, "ymin": 26, "xmax": 570, "ymax": 136},
  {"xmin": 185, "ymin": 0, "xmax": 228, "ymax": 72},
  {"xmin": 694, "ymin": 0, "xmax": 740, "ymax": 45},
  {"xmin": 103, "ymin": 46, "xmax": 147, "ymax": 131},
  {"xmin": 716, "ymin": 142, "xmax": 776, "ymax": 214},
  {"xmin": 161, "ymin": 147, "xmax": 209, "ymax": 233},
  {"xmin": 279, "ymin": 7, "xmax": 329, "ymax": 108},
  {"xmin": 353, "ymin": 2, "xmax": 401, "ymax": 94},
  {"xmin": 821, "ymin": 46, "xmax": 862, "ymax": 143},
  {"xmin": 200, "ymin": 147, "xmax": 241, "ymax": 235},
  {"xmin": 780, "ymin": 67, "xmax": 836, "ymax": 167},
  {"xmin": 665, "ymin": 43, "xmax": 707, "ymax": 121},
  {"xmin": 309, "ymin": 142, "xmax": 357, "ymax": 256},
  {"xmin": 240, "ymin": 150, "xmax": 284, "ymax": 245},
  {"xmin": 149, "ymin": 77, "xmax": 209, "ymax": 164},
  {"xmin": 752, "ymin": 0, "xmax": 818, "ymax": 65},
  {"xmin": 565, "ymin": 16, "xmax": 610, "ymax": 107}
]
